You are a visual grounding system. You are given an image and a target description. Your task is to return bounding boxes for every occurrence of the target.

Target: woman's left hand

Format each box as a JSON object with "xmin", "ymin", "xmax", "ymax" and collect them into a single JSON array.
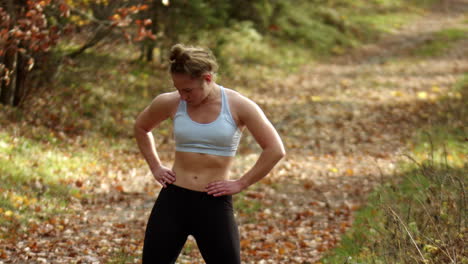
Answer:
[{"xmin": 205, "ymin": 180, "xmax": 244, "ymax": 196}]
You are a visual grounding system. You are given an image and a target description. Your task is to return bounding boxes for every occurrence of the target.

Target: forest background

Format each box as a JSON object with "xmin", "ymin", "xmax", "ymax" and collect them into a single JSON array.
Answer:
[{"xmin": 0, "ymin": 0, "xmax": 467, "ymax": 263}]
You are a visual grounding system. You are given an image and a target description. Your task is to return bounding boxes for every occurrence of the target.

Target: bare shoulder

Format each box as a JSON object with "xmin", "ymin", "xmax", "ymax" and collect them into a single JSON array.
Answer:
[
  {"xmin": 224, "ymin": 88, "xmax": 258, "ymax": 110},
  {"xmin": 224, "ymin": 87, "xmax": 283, "ymax": 153},
  {"xmin": 149, "ymin": 91, "xmax": 180, "ymax": 117},
  {"xmin": 135, "ymin": 91, "xmax": 180, "ymax": 131},
  {"xmin": 152, "ymin": 91, "xmax": 180, "ymax": 105},
  {"xmin": 224, "ymin": 88, "xmax": 265, "ymax": 126}
]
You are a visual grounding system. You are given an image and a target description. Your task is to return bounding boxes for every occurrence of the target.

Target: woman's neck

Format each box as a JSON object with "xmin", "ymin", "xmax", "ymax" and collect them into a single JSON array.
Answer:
[{"xmin": 201, "ymin": 83, "xmax": 220, "ymax": 105}]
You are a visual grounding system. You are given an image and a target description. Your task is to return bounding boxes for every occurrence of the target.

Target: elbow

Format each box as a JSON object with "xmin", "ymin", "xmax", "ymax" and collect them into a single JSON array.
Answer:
[
  {"xmin": 134, "ymin": 122, "xmax": 148, "ymax": 137},
  {"xmin": 273, "ymin": 145, "xmax": 286, "ymax": 162},
  {"xmin": 278, "ymin": 146, "xmax": 286, "ymax": 160},
  {"xmin": 263, "ymin": 142, "xmax": 286, "ymax": 162}
]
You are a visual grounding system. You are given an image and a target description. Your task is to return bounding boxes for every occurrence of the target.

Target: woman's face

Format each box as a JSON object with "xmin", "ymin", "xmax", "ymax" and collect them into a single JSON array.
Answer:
[{"xmin": 172, "ymin": 73, "xmax": 211, "ymax": 106}]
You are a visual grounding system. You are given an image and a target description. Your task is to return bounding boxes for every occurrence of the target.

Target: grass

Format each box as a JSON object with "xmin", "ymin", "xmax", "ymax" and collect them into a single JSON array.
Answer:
[
  {"xmin": 414, "ymin": 28, "xmax": 468, "ymax": 57},
  {"xmin": 0, "ymin": 130, "xmax": 93, "ymax": 233},
  {"xmin": 321, "ymin": 74, "xmax": 467, "ymax": 263},
  {"xmin": 323, "ymin": 164, "xmax": 466, "ymax": 264},
  {"xmin": 322, "ymin": 156, "xmax": 467, "ymax": 263},
  {"xmin": 351, "ymin": 12, "xmax": 420, "ymax": 35}
]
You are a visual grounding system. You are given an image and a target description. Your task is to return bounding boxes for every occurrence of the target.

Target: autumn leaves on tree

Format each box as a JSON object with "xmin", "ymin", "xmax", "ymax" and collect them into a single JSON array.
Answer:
[
  {"xmin": 0, "ymin": 0, "xmax": 154, "ymax": 107},
  {"xmin": 0, "ymin": 0, "xmax": 284, "ymax": 107}
]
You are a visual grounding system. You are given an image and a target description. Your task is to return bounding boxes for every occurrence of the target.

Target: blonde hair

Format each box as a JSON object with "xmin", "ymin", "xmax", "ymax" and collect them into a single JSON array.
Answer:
[{"xmin": 169, "ymin": 44, "xmax": 218, "ymax": 78}]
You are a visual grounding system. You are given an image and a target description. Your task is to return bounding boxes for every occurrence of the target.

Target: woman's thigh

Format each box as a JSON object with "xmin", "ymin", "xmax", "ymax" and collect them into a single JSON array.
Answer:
[
  {"xmin": 142, "ymin": 187, "xmax": 188, "ymax": 264},
  {"xmin": 192, "ymin": 195, "xmax": 241, "ymax": 264}
]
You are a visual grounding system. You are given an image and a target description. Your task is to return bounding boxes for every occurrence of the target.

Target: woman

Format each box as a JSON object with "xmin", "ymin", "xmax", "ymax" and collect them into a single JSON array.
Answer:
[{"xmin": 134, "ymin": 44, "xmax": 285, "ymax": 264}]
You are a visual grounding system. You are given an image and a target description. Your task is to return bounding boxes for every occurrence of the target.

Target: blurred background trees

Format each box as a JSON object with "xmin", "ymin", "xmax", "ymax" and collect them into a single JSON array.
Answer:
[
  {"xmin": 0, "ymin": 0, "xmax": 434, "ymax": 107},
  {"xmin": 0, "ymin": 0, "xmax": 70, "ymax": 106},
  {"xmin": 0, "ymin": 0, "xmax": 288, "ymax": 106}
]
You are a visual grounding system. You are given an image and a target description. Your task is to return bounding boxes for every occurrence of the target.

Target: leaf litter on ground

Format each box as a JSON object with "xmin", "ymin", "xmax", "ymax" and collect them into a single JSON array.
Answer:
[{"xmin": 1, "ymin": 2, "xmax": 468, "ymax": 263}]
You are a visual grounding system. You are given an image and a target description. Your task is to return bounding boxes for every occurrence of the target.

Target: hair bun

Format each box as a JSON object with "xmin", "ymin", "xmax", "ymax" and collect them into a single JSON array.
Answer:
[
  {"xmin": 169, "ymin": 44, "xmax": 190, "ymax": 64},
  {"xmin": 169, "ymin": 43, "xmax": 218, "ymax": 77}
]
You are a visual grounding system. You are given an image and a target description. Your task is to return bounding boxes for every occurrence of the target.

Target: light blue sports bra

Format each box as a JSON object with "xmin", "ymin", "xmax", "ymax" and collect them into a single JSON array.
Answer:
[{"xmin": 173, "ymin": 86, "xmax": 242, "ymax": 157}]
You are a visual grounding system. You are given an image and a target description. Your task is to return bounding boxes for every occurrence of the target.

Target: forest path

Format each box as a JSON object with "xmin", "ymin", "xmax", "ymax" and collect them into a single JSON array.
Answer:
[
  {"xmin": 4, "ymin": 1, "xmax": 467, "ymax": 263},
  {"xmin": 234, "ymin": 0, "xmax": 468, "ymax": 262}
]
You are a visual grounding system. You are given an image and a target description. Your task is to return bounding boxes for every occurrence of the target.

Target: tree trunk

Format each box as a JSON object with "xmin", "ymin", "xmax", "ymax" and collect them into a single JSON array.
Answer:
[
  {"xmin": 0, "ymin": 49, "xmax": 17, "ymax": 105},
  {"xmin": 0, "ymin": 0, "xmax": 18, "ymax": 105},
  {"xmin": 145, "ymin": 43, "xmax": 154, "ymax": 62},
  {"xmin": 5, "ymin": 0, "xmax": 16, "ymax": 20},
  {"xmin": 13, "ymin": 51, "xmax": 27, "ymax": 106},
  {"xmin": 141, "ymin": 0, "xmax": 160, "ymax": 62}
]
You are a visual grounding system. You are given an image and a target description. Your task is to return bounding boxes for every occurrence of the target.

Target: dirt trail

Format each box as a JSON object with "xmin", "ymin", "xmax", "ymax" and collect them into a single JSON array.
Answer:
[
  {"xmin": 4, "ymin": 1, "xmax": 468, "ymax": 263},
  {"xmin": 255, "ymin": 1, "xmax": 468, "ymax": 262}
]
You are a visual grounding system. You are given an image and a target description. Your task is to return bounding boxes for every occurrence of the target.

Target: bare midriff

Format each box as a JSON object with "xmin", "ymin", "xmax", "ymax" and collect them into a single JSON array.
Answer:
[{"xmin": 172, "ymin": 151, "xmax": 234, "ymax": 192}]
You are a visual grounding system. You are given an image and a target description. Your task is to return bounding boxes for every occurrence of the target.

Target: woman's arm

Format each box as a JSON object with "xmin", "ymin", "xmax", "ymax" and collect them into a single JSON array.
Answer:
[
  {"xmin": 206, "ymin": 95, "xmax": 285, "ymax": 196},
  {"xmin": 134, "ymin": 93, "xmax": 177, "ymax": 187}
]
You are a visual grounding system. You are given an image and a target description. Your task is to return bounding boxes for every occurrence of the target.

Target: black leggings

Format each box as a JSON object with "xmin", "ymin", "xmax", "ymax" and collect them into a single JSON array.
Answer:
[{"xmin": 142, "ymin": 184, "xmax": 241, "ymax": 264}]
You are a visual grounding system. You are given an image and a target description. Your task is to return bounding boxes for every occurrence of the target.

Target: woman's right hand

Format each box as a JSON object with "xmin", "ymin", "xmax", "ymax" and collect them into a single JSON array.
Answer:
[{"xmin": 151, "ymin": 165, "xmax": 176, "ymax": 188}]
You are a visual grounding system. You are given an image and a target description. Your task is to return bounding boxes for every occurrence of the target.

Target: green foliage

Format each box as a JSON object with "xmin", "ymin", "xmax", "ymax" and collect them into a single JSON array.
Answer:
[
  {"xmin": 158, "ymin": 0, "xmax": 231, "ymax": 34},
  {"xmin": 137, "ymin": 0, "xmax": 432, "ymax": 63},
  {"xmin": 186, "ymin": 20, "xmax": 316, "ymax": 89},
  {"xmin": 261, "ymin": 0, "xmax": 434, "ymax": 56},
  {"xmin": 193, "ymin": 0, "xmax": 435, "ymax": 80},
  {"xmin": 45, "ymin": 47, "xmax": 170, "ymax": 138},
  {"xmin": 272, "ymin": 3, "xmax": 355, "ymax": 54},
  {"xmin": 196, "ymin": 21, "xmax": 273, "ymax": 70}
]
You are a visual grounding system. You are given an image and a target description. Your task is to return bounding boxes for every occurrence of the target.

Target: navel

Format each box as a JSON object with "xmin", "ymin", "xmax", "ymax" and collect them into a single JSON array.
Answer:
[{"xmin": 193, "ymin": 175, "xmax": 198, "ymax": 180}]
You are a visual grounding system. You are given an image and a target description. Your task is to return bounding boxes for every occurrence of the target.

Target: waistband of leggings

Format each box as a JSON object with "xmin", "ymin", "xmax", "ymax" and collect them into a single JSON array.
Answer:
[
  {"xmin": 167, "ymin": 184, "xmax": 208, "ymax": 195},
  {"xmin": 166, "ymin": 184, "xmax": 231, "ymax": 200},
  {"xmin": 167, "ymin": 184, "xmax": 206, "ymax": 194}
]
